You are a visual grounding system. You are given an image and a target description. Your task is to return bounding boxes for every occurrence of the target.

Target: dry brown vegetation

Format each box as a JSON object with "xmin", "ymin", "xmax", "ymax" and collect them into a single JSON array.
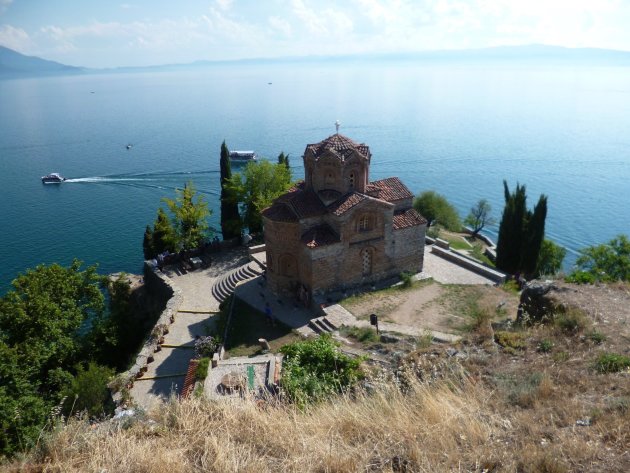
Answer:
[{"xmin": 5, "ymin": 282, "xmax": 630, "ymax": 473}]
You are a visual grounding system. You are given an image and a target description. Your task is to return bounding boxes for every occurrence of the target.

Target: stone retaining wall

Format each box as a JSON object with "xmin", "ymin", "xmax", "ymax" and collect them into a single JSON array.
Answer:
[
  {"xmin": 110, "ymin": 263, "xmax": 183, "ymax": 406},
  {"xmin": 431, "ymin": 245, "xmax": 507, "ymax": 284}
]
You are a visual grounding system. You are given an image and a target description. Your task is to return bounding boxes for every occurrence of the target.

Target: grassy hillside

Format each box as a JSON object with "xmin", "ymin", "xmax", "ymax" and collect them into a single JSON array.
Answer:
[{"xmin": 4, "ymin": 281, "xmax": 630, "ymax": 472}]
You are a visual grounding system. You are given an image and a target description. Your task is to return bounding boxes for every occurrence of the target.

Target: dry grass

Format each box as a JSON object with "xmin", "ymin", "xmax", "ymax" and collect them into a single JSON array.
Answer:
[
  {"xmin": 5, "ymin": 281, "xmax": 630, "ymax": 473},
  {"xmin": 10, "ymin": 381, "xmax": 497, "ymax": 473}
]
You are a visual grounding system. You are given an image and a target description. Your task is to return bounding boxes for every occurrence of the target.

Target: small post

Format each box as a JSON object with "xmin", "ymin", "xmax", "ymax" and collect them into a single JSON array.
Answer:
[{"xmin": 370, "ymin": 313, "xmax": 379, "ymax": 335}]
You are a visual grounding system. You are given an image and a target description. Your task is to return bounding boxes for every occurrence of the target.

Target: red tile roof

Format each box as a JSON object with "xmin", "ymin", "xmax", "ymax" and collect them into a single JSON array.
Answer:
[
  {"xmin": 261, "ymin": 203, "xmax": 298, "ymax": 222},
  {"xmin": 305, "ymin": 134, "xmax": 370, "ymax": 162},
  {"xmin": 366, "ymin": 177, "xmax": 414, "ymax": 202},
  {"xmin": 392, "ymin": 208, "xmax": 427, "ymax": 229},
  {"xmin": 301, "ymin": 224, "xmax": 340, "ymax": 248},
  {"xmin": 262, "ymin": 188, "xmax": 326, "ymax": 222},
  {"xmin": 327, "ymin": 192, "xmax": 366, "ymax": 216}
]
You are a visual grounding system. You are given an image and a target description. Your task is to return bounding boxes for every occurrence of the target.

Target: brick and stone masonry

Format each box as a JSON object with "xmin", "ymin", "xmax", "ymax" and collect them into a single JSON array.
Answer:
[{"xmin": 262, "ymin": 133, "xmax": 427, "ymax": 304}]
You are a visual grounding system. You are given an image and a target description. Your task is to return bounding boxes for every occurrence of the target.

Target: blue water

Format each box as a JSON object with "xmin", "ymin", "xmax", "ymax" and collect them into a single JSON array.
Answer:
[{"xmin": 1, "ymin": 62, "xmax": 629, "ymax": 293}]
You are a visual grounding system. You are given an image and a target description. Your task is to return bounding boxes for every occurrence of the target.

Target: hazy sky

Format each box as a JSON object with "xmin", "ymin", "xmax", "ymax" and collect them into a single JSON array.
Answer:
[{"xmin": 1, "ymin": 0, "xmax": 630, "ymax": 68}]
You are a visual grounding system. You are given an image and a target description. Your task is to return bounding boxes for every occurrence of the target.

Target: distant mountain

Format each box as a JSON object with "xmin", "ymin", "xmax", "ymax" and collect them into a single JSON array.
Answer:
[
  {"xmin": 0, "ymin": 46, "xmax": 83, "ymax": 77},
  {"xmin": 2, "ymin": 44, "xmax": 630, "ymax": 78}
]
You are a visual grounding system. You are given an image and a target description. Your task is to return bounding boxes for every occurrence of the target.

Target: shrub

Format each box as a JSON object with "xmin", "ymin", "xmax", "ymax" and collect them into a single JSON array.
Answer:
[
  {"xmin": 537, "ymin": 339, "xmax": 554, "ymax": 353},
  {"xmin": 279, "ymin": 335, "xmax": 364, "ymax": 407},
  {"xmin": 595, "ymin": 352, "xmax": 630, "ymax": 373},
  {"xmin": 553, "ymin": 308, "xmax": 589, "ymax": 334},
  {"xmin": 565, "ymin": 270, "xmax": 596, "ymax": 284},
  {"xmin": 344, "ymin": 326, "xmax": 379, "ymax": 343},
  {"xmin": 195, "ymin": 336, "xmax": 220, "ymax": 358},
  {"xmin": 195, "ymin": 357, "xmax": 210, "ymax": 380},
  {"xmin": 586, "ymin": 330, "xmax": 606, "ymax": 344},
  {"xmin": 400, "ymin": 271, "xmax": 414, "ymax": 288},
  {"xmin": 502, "ymin": 280, "xmax": 521, "ymax": 294},
  {"xmin": 62, "ymin": 362, "xmax": 115, "ymax": 418},
  {"xmin": 495, "ymin": 331, "xmax": 527, "ymax": 352}
]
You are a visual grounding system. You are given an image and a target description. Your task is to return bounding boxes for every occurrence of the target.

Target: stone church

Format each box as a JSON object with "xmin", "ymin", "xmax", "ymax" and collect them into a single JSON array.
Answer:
[{"xmin": 262, "ymin": 132, "xmax": 427, "ymax": 303}]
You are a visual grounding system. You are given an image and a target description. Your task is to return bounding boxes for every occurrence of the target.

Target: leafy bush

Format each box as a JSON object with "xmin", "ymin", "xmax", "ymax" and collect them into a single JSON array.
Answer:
[
  {"xmin": 62, "ymin": 362, "xmax": 115, "ymax": 418},
  {"xmin": 400, "ymin": 271, "xmax": 414, "ymax": 288},
  {"xmin": 344, "ymin": 326, "xmax": 379, "ymax": 343},
  {"xmin": 572, "ymin": 234, "xmax": 630, "ymax": 282},
  {"xmin": 537, "ymin": 339, "xmax": 554, "ymax": 353},
  {"xmin": 565, "ymin": 270, "xmax": 596, "ymax": 284},
  {"xmin": 595, "ymin": 352, "xmax": 630, "ymax": 373},
  {"xmin": 279, "ymin": 335, "xmax": 364, "ymax": 407},
  {"xmin": 195, "ymin": 358, "xmax": 210, "ymax": 380},
  {"xmin": 495, "ymin": 331, "xmax": 527, "ymax": 352},
  {"xmin": 195, "ymin": 336, "xmax": 220, "ymax": 358}
]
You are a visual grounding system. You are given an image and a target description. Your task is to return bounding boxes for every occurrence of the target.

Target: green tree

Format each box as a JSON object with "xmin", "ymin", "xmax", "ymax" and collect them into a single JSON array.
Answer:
[
  {"xmin": 151, "ymin": 207, "xmax": 176, "ymax": 255},
  {"xmin": 163, "ymin": 181, "xmax": 210, "ymax": 250},
  {"xmin": 496, "ymin": 181, "xmax": 548, "ymax": 278},
  {"xmin": 277, "ymin": 151, "xmax": 290, "ymax": 170},
  {"xmin": 496, "ymin": 182, "xmax": 527, "ymax": 274},
  {"xmin": 62, "ymin": 362, "xmax": 114, "ymax": 418},
  {"xmin": 229, "ymin": 160, "xmax": 292, "ymax": 234},
  {"xmin": 521, "ymin": 194, "xmax": 547, "ymax": 277},
  {"xmin": 536, "ymin": 239, "xmax": 567, "ymax": 276},
  {"xmin": 413, "ymin": 190, "xmax": 461, "ymax": 231},
  {"xmin": 279, "ymin": 335, "xmax": 364, "ymax": 407},
  {"xmin": 572, "ymin": 235, "xmax": 630, "ymax": 282},
  {"xmin": 142, "ymin": 225, "xmax": 154, "ymax": 259},
  {"xmin": 0, "ymin": 261, "xmax": 106, "ymax": 456},
  {"xmin": 464, "ymin": 199, "xmax": 493, "ymax": 236},
  {"xmin": 220, "ymin": 141, "xmax": 242, "ymax": 240}
]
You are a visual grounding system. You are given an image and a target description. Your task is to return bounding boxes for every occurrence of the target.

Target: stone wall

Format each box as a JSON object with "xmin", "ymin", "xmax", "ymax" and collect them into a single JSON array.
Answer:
[{"xmin": 110, "ymin": 263, "xmax": 183, "ymax": 406}]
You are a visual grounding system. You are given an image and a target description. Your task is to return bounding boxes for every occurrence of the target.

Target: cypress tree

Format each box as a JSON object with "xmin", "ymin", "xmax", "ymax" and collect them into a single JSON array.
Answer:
[
  {"xmin": 220, "ymin": 141, "xmax": 242, "ymax": 240},
  {"xmin": 152, "ymin": 207, "xmax": 176, "ymax": 254},
  {"xmin": 277, "ymin": 151, "xmax": 290, "ymax": 170},
  {"xmin": 142, "ymin": 225, "xmax": 154, "ymax": 259},
  {"xmin": 496, "ymin": 181, "xmax": 548, "ymax": 278},
  {"xmin": 521, "ymin": 194, "xmax": 547, "ymax": 278}
]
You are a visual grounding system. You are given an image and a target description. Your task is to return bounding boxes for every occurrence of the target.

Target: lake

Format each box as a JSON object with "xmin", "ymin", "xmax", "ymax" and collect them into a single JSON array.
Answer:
[{"xmin": 1, "ymin": 61, "xmax": 629, "ymax": 293}]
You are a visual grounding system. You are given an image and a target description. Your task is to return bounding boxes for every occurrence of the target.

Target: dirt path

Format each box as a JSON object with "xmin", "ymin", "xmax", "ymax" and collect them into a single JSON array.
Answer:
[{"xmin": 342, "ymin": 280, "xmax": 520, "ymax": 334}]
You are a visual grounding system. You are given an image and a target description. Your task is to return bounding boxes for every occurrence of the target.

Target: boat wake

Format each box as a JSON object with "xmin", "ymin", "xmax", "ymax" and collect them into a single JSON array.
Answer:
[{"xmin": 64, "ymin": 177, "xmax": 151, "ymax": 183}]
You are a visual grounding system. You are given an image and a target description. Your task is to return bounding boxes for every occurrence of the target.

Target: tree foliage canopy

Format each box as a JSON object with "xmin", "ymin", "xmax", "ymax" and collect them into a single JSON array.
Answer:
[
  {"xmin": 164, "ymin": 181, "xmax": 211, "ymax": 251},
  {"xmin": 0, "ymin": 261, "xmax": 111, "ymax": 456},
  {"xmin": 228, "ymin": 160, "xmax": 292, "ymax": 234},
  {"xmin": 536, "ymin": 239, "xmax": 567, "ymax": 276},
  {"xmin": 572, "ymin": 234, "xmax": 630, "ymax": 282},
  {"xmin": 464, "ymin": 199, "xmax": 493, "ymax": 236},
  {"xmin": 413, "ymin": 190, "xmax": 461, "ymax": 232},
  {"xmin": 495, "ymin": 181, "xmax": 548, "ymax": 278},
  {"xmin": 220, "ymin": 141, "xmax": 242, "ymax": 240}
]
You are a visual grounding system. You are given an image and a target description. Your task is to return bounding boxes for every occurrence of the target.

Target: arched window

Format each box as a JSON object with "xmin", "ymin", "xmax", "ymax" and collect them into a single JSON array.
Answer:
[{"xmin": 361, "ymin": 248, "xmax": 373, "ymax": 275}]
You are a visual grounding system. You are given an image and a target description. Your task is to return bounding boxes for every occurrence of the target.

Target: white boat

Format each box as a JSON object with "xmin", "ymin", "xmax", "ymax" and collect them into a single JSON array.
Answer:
[
  {"xmin": 229, "ymin": 150, "xmax": 257, "ymax": 164},
  {"xmin": 41, "ymin": 173, "xmax": 66, "ymax": 184}
]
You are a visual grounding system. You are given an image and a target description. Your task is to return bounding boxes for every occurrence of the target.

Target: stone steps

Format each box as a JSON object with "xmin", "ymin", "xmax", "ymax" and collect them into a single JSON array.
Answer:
[
  {"xmin": 307, "ymin": 315, "xmax": 338, "ymax": 335},
  {"xmin": 211, "ymin": 261, "xmax": 263, "ymax": 303}
]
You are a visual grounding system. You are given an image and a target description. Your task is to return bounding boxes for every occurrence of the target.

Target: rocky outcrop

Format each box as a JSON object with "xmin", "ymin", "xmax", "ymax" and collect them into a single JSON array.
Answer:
[{"xmin": 518, "ymin": 281, "xmax": 572, "ymax": 323}]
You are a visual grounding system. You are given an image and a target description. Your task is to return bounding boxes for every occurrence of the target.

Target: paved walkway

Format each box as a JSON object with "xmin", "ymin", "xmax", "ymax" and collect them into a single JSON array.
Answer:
[
  {"xmin": 423, "ymin": 249, "xmax": 497, "ymax": 285},
  {"xmin": 130, "ymin": 248, "xmax": 249, "ymax": 410},
  {"xmin": 130, "ymin": 245, "xmax": 495, "ymax": 408}
]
